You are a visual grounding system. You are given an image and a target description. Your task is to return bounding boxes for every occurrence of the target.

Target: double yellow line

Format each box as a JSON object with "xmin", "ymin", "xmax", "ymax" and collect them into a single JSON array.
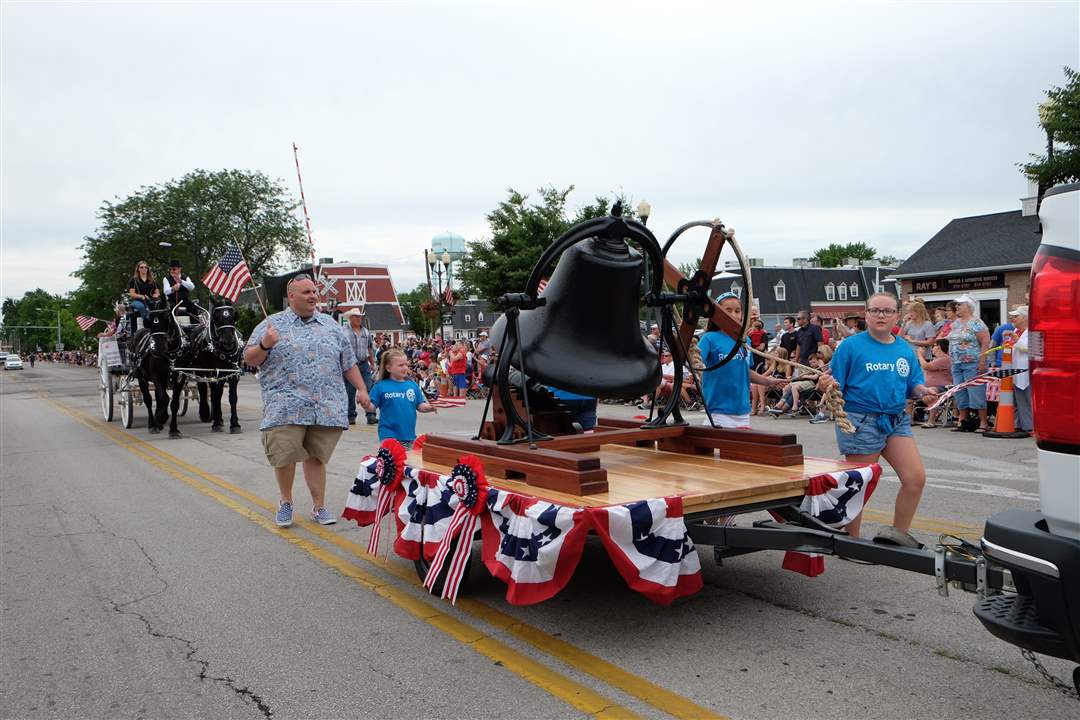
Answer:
[{"xmin": 45, "ymin": 396, "xmax": 726, "ymax": 720}]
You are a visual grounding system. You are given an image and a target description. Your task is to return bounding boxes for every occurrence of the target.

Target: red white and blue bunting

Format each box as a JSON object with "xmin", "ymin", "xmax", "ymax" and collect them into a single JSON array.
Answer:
[
  {"xmin": 343, "ymin": 454, "xmax": 880, "ymax": 603},
  {"xmin": 778, "ymin": 463, "xmax": 882, "ymax": 577}
]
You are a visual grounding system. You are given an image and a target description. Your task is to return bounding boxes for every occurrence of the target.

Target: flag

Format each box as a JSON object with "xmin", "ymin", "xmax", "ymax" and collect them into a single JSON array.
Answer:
[
  {"xmin": 76, "ymin": 315, "xmax": 98, "ymax": 331},
  {"xmin": 537, "ymin": 278, "xmax": 548, "ymax": 296},
  {"xmin": 429, "ymin": 396, "xmax": 466, "ymax": 409},
  {"xmin": 587, "ymin": 496, "xmax": 702, "ymax": 605},
  {"xmin": 343, "ymin": 456, "xmax": 381, "ymax": 525},
  {"xmin": 105, "ymin": 321, "xmax": 116, "ymax": 335},
  {"xmin": 480, "ymin": 488, "xmax": 590, "ymax": 605},
  {"xmin": 443, "ymin": 282, "xmax": 454, "ymax": 306},
  {"xmin": 203, "ymin": 245, "xmax": 252, "ymax": 302}
]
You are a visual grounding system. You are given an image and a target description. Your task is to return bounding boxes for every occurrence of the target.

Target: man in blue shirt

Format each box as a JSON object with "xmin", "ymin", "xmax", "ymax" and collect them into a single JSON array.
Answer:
[
  {"xmin": 244, "ymin": 275, "xmax": 375, "ymax": 528},
  {"xmin": 820, "ymin": 292, "xmax": 938, "ymax": 548}
]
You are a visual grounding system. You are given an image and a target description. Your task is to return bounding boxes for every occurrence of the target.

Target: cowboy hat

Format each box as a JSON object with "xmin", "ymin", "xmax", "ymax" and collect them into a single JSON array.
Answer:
[{"xmin": 342, "ymin": 307, "xmax": 365, "ymax": 317}]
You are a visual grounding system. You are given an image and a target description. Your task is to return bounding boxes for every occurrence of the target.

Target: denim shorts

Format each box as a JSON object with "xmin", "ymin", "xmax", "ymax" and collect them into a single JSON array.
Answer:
[
  {"xmin": 950, "ymin": 361, "xmax": 986, "ymax": 410},
  {"xmin": 836, "ymin": 410, "xmax": 912, "ymax": 456}
]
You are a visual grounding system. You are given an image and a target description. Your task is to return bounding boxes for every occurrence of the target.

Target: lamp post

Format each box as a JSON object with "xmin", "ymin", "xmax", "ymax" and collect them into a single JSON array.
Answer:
[
  {"xmin": 636, "ymin": 199, "xmax": 651, "ymax": 226},
  {"xmin": 33, "ymin": 307, "xmax": 62, "ymax": 351},
  {"xmin": 427, "ymin": 250, "xmax": 454, "ymax": 341}
]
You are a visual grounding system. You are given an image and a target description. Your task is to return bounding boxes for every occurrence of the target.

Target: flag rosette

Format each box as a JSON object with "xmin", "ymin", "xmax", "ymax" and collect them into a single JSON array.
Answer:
[
  {"xmin": 424, "ymin": 455, "xmax": 488, "ymax": 603},
  {"xmin": 366, "ymin": 439, "xmax": 408, "ymax": 554}
]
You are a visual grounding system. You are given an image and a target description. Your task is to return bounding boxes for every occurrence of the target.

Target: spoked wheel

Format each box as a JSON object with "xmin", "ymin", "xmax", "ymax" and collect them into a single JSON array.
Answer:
[
  {"xmin": 413, "ymin": 534, "xmax": 474, "ymax": 597},
  {"xmin": 120, "ymin": 387, "xmax": 134, "ymax": 429},
  {"xmin": 180, "ymin": 396, "xmax": 189, "ymax": 417},
  {"xmin": 100, "ymin": 376, "xmax": 114, "ymax": 422},
  {"xmin": 660, "ymin": 221, "xmax": 749, "ymax": 362}
]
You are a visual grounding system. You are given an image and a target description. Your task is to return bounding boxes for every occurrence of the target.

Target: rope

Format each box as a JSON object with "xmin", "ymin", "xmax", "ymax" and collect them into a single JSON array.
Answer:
[{"xmin": 747, "ymin": 346, "xmax": 855, "ymax": 434}]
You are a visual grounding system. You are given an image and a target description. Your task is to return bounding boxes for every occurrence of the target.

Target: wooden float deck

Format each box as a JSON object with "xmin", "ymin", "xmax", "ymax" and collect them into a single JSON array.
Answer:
[{"xmin": 411, "ymin": 443, "xmax": 860, "ymax": 513}]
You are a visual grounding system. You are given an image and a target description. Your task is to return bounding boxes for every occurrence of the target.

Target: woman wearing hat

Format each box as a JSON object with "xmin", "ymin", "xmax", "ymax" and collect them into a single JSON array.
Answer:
[{"xmin": 946, "ymin": 295, "xmax": 991, "ymax": 432}]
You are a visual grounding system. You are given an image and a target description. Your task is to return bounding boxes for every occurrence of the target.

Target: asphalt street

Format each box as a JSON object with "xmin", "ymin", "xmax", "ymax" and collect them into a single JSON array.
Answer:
[{"xmin": 2, "ymin": 363, "xmax": 1076, "ymax": 719}]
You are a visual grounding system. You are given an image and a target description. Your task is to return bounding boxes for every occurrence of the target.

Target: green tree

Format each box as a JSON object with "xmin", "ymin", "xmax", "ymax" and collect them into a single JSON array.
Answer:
[
  {"xmin": 398, "ymin": 282, "xmax": 435, "ymax": 337},
  {"xmin": 457, "ymin": 187, "xmax": 637, "ymax": 305},
  {"xmin": 1021, "ymin": 67, "xmax": 1080, "ymax": 195},
  {"xmin": 72, "ymin": 169, "xmax": 308, "ymax": 319},
  {"xmin": 1, "ymin": 290, "xmax": 87, "ymax": 352},
  {"xmin": 810, "ymin": 242, "xmax": 878, "ymax": 268}
]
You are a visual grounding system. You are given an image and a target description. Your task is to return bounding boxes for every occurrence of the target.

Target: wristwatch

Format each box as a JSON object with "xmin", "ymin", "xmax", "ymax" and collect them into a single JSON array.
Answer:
[{"xmin": 259, "ymin": 340, "xmax": 271, "ymax": 352}]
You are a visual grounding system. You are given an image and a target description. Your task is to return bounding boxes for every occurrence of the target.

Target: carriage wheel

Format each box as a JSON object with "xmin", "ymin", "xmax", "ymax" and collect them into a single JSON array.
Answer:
[
  {"xmin": 413, "ymin": 534, "xmax": 473, "ymax": 596},
  {"xmin": 100, "ymin": 376, "xmax": 114, "ymax": 422},
  {"xmin": 121, "ymin": 387, "xmax": 134, "ymax": 429},
  {"xmin": 180, "ymin": 396, "xmax": 189, "ymax": 417},
  {"xmin": 661, "ymin": 221, "xmax": 746, "ymax": 362}
]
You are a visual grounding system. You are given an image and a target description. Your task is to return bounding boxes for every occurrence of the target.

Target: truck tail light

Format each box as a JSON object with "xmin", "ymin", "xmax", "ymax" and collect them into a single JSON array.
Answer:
[{"xmin": 1029, "ymin": 246, "xmax": 1080, "ymax": 448}]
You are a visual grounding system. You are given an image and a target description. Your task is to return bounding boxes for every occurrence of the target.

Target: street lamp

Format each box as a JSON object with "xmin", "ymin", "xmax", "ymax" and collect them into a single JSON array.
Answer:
[
  {"xmin": 637, "ymin": 200, "xmax": 651, "ymax": 226},
  {"xmin": 34, "ymin": 306, "xmax": 62, "ymax": 352}
]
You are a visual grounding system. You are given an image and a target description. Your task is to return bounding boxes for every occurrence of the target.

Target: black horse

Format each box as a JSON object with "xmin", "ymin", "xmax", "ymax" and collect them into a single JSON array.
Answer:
[
  {"xmin": 167, "ymin": 301, "xmax": 244, "ymax": 438},
  {"xmin": 126, "ymin": 304, "xmax": 177, "ymax": 434}
]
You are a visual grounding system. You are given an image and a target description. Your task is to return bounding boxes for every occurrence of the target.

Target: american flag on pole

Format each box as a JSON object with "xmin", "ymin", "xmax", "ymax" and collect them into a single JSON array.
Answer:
[
  {"xmin": 443, "ymin": 282, "xmax": 454, "ymax": 306},
  {"xmin": 76, "ymin": 315, "xmax": 99, "ymax": 331},
  {"xmin": 203, "ymin": 245, "xmax": 252, "ymax": 302},
  {"xmin": 428, "ymin": 396, "xmax": 466, "ymax": 409}
]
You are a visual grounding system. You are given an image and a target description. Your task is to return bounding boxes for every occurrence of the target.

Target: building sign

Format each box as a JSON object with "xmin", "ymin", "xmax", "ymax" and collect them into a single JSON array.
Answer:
[{"xmin": 911, "ymin": 273, "xmax": 1005, "ymax": 294}]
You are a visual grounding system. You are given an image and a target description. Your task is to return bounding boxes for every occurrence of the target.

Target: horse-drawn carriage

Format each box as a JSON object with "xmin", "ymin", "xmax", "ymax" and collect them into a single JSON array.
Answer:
[{"xmin": 98, "ymin": 299, "xmax": 244, "ymax": 435}]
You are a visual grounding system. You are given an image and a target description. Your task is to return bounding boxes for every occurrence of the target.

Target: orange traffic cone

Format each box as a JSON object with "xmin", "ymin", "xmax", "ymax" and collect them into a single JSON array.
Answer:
[{"xmin": 985, "ymin": 332, "xmax": 1030, "ymax": 439}]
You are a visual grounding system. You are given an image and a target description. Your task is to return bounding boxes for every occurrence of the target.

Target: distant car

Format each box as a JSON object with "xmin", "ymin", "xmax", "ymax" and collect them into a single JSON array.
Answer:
[{"xmin": 5, "ymin": 356, "xmax": 23, "ymax": 370}]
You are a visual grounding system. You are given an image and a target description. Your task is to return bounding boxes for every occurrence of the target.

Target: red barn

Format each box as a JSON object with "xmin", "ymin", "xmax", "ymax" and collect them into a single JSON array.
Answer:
[{"xmin": 267, "ymin": 260, "xmax": 408, "ymax": 344}]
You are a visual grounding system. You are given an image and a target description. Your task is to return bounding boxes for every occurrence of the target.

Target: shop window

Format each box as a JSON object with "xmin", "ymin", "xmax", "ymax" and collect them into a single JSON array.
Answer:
[
  {"xmin": 825, "ymin": 283, "xmax": 835, "ymax": 301},
  {"xmin": 838, "ymin": 283, "xmax": 847, "ymax": 300},
  {"xmin": 850, "ymin": 283, "xmax": 858, "ymax": 298},
  {"xmin": 774, "ymin": 281, "xmax": 786, "ymax": 301}
]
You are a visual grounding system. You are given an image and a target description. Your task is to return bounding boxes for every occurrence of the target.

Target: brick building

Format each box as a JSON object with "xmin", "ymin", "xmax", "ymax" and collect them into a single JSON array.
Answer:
[{"xmin": 892, "ymin": 185, "xmax": 1041, "ymax": 329}]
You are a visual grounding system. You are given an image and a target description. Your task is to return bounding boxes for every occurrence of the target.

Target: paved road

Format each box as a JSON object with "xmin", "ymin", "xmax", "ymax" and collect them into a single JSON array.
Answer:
[{"xmin": 2, "ymin": 364, "xmax": 1076, "ymax": 719}]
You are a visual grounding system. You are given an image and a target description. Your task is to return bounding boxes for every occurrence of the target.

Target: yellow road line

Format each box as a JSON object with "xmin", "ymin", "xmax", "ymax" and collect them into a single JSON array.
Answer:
[
  {"xmin": 45, "ymin": 398, "xmax": 641, "ymax": 720},
  {"xmin": 861, "ymin": 509, "xmax": 983, "ymax": 539},
  {"xmin": 55, "ymin": 397, "xmax": 728, "ymax": 720}
]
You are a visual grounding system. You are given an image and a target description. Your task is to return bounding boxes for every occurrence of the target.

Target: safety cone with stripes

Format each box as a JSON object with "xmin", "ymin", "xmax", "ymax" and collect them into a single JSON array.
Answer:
[{"xmin": 985, "ymin": 332, "xmax": 1030, "ymax": 439}]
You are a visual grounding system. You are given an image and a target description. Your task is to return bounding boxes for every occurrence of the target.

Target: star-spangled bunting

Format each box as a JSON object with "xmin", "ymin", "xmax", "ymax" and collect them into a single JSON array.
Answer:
[
  {"xmin": 202, "ymin": 245, "xmax": 252, "ymax": 302},
  {"xmin": 76, "ymin": 315, "xmax": 99, "ymax": 331}
]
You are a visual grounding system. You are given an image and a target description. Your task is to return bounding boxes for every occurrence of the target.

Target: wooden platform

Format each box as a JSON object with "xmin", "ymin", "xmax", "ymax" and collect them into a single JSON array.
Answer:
[{"xmin": 411, "ymin": 442, "xmax": 860, "ymax": 513}]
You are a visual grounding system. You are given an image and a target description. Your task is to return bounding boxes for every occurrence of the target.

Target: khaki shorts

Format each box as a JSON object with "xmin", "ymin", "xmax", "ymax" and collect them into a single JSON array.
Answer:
[{"xmin": 261, "ymin": 425, "xmax": 343, "ymax": 467}]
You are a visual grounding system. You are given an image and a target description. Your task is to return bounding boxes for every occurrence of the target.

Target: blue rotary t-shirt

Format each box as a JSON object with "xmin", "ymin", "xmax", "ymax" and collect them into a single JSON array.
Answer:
[
  {"xmin": 831, "ymin": 332, "xmax": 924, "ymax": 415},
  {"xmin": 698, "ymin": 331, "xmax": 752, "ymax": 416},
  {"xmin": 370, "ymin": 378, "xmax": 426, "ymax": 442}
]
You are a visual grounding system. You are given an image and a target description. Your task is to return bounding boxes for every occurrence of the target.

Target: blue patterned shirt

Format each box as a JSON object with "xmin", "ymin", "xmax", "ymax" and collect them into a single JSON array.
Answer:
[{"xmin": 247, "ymin": 308, "xmax": 357, "ymax": 430}]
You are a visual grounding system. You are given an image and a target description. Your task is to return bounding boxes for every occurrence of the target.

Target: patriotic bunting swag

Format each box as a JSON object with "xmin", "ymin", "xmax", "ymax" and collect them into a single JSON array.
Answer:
[
  {"xmin": 777, "ymin": 464, "xmax": 882, "ymax": 577},
  {"xmin": 587, "ymin": 497, "xmax": 702, "ymax": 605},
  {"xmin": 342, "ymin": 454, "xmax": 880, "ymax": 604},
  {"xmin": 423, "ymin": 456, "xmax": 489, "ymax": 603}
]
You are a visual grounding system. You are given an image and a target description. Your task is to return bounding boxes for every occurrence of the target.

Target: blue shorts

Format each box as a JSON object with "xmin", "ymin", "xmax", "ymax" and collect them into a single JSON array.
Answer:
[
  {"xmin": 950, "ymin": 361, "xmax": 986, "ymax": 410},
  {"xmin": 451, "ymin": 373, "xmax": 468, "ymax": 389},
  {"xmin": 836, "ymin": 410, "xmax": 912, "ymax": 456}
]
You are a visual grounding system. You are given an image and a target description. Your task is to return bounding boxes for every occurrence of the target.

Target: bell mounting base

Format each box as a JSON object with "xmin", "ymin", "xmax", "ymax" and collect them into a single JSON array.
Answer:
[{"xmin": 423, "ymin": 416, "xmax": 803, "ymax": 496}]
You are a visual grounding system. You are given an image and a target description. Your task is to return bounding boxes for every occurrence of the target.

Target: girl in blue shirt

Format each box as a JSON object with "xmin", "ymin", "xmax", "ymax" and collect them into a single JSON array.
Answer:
[
  {"xmin": 370, "ymin": 349, "xmax": 436, "ymax": 447},
  {"xmin": 698, "ymin": 293, "xmax": 787, "ymax": 429},
  {"xmin": 820, "ymin": 293, "xmax": 938, "ymax": 547}
]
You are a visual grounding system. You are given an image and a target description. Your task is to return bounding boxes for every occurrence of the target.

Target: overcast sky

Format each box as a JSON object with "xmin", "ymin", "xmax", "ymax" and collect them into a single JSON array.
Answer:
[{"xmin": 2, "ymin": 1, "xmax": 1077, "ymax": 305}]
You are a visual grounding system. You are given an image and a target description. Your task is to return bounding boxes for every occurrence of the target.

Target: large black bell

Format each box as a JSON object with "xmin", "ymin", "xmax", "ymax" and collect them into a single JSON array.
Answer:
[{"xmin": 491, "ymin": 236, "xmax": 660, "ymax": 399}]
